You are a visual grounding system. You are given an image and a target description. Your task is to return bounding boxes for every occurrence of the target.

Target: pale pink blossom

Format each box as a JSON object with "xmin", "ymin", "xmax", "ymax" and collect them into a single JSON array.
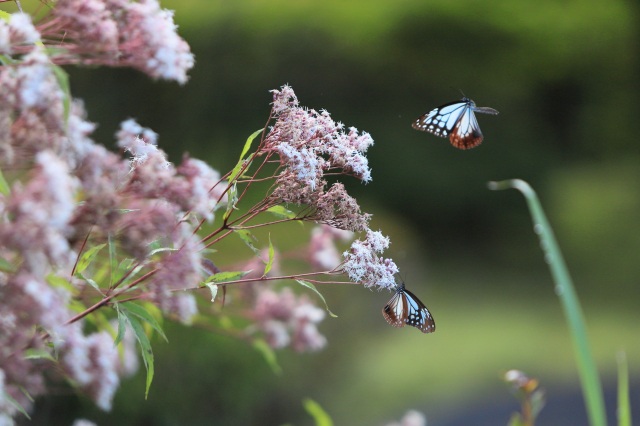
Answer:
[
  {"xmin": 309, "ymin": 225, "xmax": 354, "ymax": 270},
  {"xmin": 342, "ymin": 230, "xmax": 399, "ymax": 290},
  {"xmin": 0, "ymin": 13, "xmax": 40, "ymax": 54},
  {"xmin": 37, "ymin": 0, "xmax": 194, "ymax": 83},
  {"xmin": 251, "ymin": 287, "xmax": 326, "ymax": 352},
  {"xmin": 266, "ymin": 85, "xmax": 374, "ymax": 191}
]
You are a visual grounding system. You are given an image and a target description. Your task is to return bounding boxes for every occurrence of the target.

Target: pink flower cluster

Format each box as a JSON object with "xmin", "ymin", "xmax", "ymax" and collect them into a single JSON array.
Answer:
[
  {"xmin": 17, "ymin": 0, "xmax": 194, "ymax": 83},
  {"xmin": 342, "ymin": 230, "xmax": 399, "ymax": 290},
  {"xmin": 267, "ymin": 85, "xmax": 373, "ymax": 190},
  {"xmin": 0, "ymin": 6, "xmax": 219, "ymax": 415},
  {"xmin": 251, "ymin": 287, "xmax": 327, "ymax": 352}
]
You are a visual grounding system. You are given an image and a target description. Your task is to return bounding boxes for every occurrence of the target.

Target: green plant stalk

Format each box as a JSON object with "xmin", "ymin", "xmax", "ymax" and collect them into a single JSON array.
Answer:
[{"xmin": 489, "ymin": 179, "xmax": 607, "ymax": 426}]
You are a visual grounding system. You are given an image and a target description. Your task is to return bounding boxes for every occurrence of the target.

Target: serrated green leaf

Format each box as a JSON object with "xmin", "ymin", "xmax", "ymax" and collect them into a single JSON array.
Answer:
[
  {"xmin": 0, "ymin": 256, "xmax": 16, "ymax": 273},
  {"xmin": 206, "ymin": 270, "xmax": 250, "ymax": 284},
  {"xmin": 125, "ymin": 312, "xmax": 154, "ymax": 398},
  {"xmin": 121, "ymin": 302, "xmax": 167, "ymax": 342},
  {"xmin": 75, "ymin": 243, "xmax": 106, "ymax": 275},
  {"xmin": 23, "ymin": 348, "xmax": 55, "ymax": 362},
  {"xmin": 206, "ymin": 283, "xmax": 218, "ymax": 302},
  {"xmin": 252, "ymin": 339, "xmax": 281, "ymax": 375},
  {"xmin": 295, "ymin": 280, "xmax": 337, "ymax": 318},
  {"xmin": 0, "ymin": 166, "xmax": 9, "ymax": 195},
  {"xmin": 303, "ymin": 398, "xmax": 333, "ymax": 426},
  {"xmin": 234, "ymin": 229, "xmax": 260, "ymax": 255},
  {"xmin": 266, "ymin": 205, "xmax": 297, "ymax": 220},
  {"xmin": 264, "ymin": 234, "xmax": 275, "ymax": 276}
]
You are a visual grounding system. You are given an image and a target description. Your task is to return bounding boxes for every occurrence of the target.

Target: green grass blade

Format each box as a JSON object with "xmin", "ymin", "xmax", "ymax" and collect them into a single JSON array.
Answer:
[
  {"xmin": 617, "ymin": 352, "xmax": 631, "ymax": 426},
  {"xmin": 489, "ymin": 179, "xmax": 607, "ymax": 426}
]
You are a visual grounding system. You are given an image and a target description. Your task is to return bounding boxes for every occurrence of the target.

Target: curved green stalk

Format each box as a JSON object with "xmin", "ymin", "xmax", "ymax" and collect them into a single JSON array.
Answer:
[{"xmin": 489, "ymin": 179, "xmax": 607, "ymax": 426}]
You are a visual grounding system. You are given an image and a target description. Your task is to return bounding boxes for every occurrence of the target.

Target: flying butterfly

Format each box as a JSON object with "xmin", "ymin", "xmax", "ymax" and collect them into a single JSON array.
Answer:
[
  {"xmin": 382, "ymin": 282, "xmax": 435, "ymax": 334},
  {"xmin": 412, "ymin": 97, "xmax": 499, "ymax": 149}
]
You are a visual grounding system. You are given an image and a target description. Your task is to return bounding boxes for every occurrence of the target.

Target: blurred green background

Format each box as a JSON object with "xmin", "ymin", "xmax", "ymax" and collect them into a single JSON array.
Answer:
[{"xmin": 9, "ymin": 0, "xmax": 640, "ymax": 424}]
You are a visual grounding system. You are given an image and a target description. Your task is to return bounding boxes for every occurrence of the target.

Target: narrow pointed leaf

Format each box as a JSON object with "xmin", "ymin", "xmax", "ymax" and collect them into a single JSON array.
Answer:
[
  {"xmin": 0, "ymin": 166, "xmax": 9, "ymax": 195},
  {"xmin": 234, "ymin": 229, "xmax": 260, "ymax": 255},
  {"xmin": 125, "ymin": 313, "xmax": 154, "ymax": 398},
  {"xmin": 264, "ymin": 234, "xmax": 275, "ymax": 276},
  {"xmin": 252, "ymin": 339, "xmax": 281, "ymax": 375},
  {"xmin": 295, "ymin": 280, "xmax": 337, "ymax": 318},
  {"xmin": 75, "ymin": 243, "xmax": 106, "ymax": 275},
  {"xmin": 303, "ymin": 398, "xmax": 333, "ymax": 426},
  {"xmin": 266, "ymin": 205, "xmax": 297, "ymax": 220}
]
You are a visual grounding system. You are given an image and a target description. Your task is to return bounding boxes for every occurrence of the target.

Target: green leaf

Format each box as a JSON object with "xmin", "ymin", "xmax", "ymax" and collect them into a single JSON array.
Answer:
[
  {"xmin": 228, "ymin": 129, "xmax": 262, "ymax": 185},
  {"xmin": 295, "ymin": 280, "xmax": 337, "ymax": 318},
  {"xmin": 46, "ymin": 274, "xmax": 77, "ymax": 294},
  {"xmin": 51, "ymin": 64, "xmax": 71, "ymax": 122},
  {"xmin": 0, "ymin": 256, "xmax": 16, "ymax": 273},
  {"xmin": 264, "ymin": 234, "xmax": 275, "ymax": 276},
  {"xmin": 303, "ymin": 398, "xmax": 333, "ymax": 426},
  {"xmin": 121, "ymin": 302, "xmax": 167, "ymax": 343},
  {"xmin": 507, "ymin": 413, "xmax": 525, "ymax": 426},
  {"xmin": 125, "ymin": 312, "xmax": 154, "ymax": 398},
  {"xmin": 266, "ymin": 205, "xmax": 297, "ymax": 220},
  {"xmin": 108, "ymin": 234, "xmax": 117, "ymax": 287},
  {"xmin": 23, "ymin": 348, "xmax": 55, "ymax": 362},
  {"xmin": 240, "ymin": 128, "xmax": 263, "ymax": 161},
  {"xmin": 3, "ymin": 390, "xmax": 31, "ymax": 420},
  {"xmin": 0, "ymin": 166, "xmax": 9, "ymax": 195},
  {"xmin": 205, "ymin": 270, "xmax": 250, "ymax": 284},
  {"xmin": 115, "ymin": 305, "xmax": 127, "ymax": 346},
  {"xmin": 0, "ymin": 11, "xmax": 11, "ymax": 22},
  {"xmin": 77, "ymin": 271, "xmax": 102, "ymax": 293},
  {"xmin": 252, "ymin": 339, "xmax": 281, "ymax": 375},
  {"xmin": 234, "ymin": 229, "xmax": 260, "ymax": 255},
  {"xmin": 75, "ymin": 243, "xmax": 106, "ymax": 275}
]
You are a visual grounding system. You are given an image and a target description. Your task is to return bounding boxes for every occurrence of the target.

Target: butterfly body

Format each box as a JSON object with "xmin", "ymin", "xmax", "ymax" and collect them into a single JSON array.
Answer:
[
  {"xmin": 382, "ymin": 283, "xmax": 435, "ymax": 334},
  {"xmin": 412, "ymin": 97, "xmax": 498, "ymax": 149}
]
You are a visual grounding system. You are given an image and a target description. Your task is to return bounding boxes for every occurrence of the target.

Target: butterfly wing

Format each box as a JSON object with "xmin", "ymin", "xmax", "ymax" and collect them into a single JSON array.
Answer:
[
  {"xmin": 382, "ymin": 285, "xmax": 436, "ymax": 334},
  {"xmin": 402, "ymin": 288, "xmax": 436, "ymax": 333},
  {"xmin": 412, "ymin": 100, "xmax": 469, "ymax": 139},
  {"xmin": 382, "ymin": 291, "xmax": 406, "ymax": 328},
  {"xmin": 413, "ymin": 98, "xmax": 498, "ymax": 150},
  {"xmin": 449, "ymin": 107, "xmax": 484, "ymax": 150}
]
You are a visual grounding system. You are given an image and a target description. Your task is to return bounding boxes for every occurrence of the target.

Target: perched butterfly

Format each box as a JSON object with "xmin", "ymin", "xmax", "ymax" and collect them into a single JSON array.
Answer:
[
  {"xmin": 412, "ymin": 97, "xmax": 499, "ymax": 149},
  {"xmin": 382, "ymin": 282, "xmax": 435, "ymax": 334}
]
